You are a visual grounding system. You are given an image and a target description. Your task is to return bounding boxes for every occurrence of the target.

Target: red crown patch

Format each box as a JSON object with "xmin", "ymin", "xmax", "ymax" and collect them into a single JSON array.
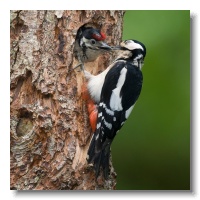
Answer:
[{"xmin": 92, "ymin": 31, "xmax": 106, "ymax": 41}]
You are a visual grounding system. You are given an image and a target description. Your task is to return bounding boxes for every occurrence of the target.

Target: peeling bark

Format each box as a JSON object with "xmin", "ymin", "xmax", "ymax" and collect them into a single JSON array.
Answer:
[{"xmin": 10, "ymin": 10, "xmax": 125, "ymax": 190}]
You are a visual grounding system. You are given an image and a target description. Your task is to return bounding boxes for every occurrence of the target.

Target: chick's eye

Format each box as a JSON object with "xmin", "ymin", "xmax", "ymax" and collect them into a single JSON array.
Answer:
[{"xmin": 90, "ymin": 39, "xmax": 96, "ymax": 45}]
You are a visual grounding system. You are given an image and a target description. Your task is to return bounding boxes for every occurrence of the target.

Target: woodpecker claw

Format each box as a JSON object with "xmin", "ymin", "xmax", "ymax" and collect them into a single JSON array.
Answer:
[{"xmin": 73, "ymin": 62, "xmax": 85, "ymax": 72}]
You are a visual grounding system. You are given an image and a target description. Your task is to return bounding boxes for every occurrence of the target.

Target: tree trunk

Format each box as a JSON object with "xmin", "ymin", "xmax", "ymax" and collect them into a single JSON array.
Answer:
[{"xmin": 10, "ymin": 10, "xmax": 125, "ymax": 190}]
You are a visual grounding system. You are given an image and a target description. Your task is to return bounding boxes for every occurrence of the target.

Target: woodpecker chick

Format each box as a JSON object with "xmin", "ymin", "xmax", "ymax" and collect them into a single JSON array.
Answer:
[
  {"xmin": 73, "ymin": 26, "xmax": 112, "ymax": 71},
  {"xmin": 86, "ymin": 39, "xmax": 146, "ymax": 179}
]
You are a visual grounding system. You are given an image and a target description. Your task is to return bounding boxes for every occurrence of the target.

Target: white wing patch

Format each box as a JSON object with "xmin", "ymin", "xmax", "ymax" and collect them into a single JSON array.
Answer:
[
  {"xmin": 96, "ymin": 122, "xmax": 101, "ymax": 129},
  {"xmin": 110, "ymin": 67, "xmax": 127, "ymax": 111},
  {"xmin": 105, "ymin": 106, "xmax": 114, "ymax": 116},
  {"xmin": 95, "ymin": 133, "xmax": 99, "ymax": 140},
  {"xmin": 99, "ymin": 102, "xmax": 114, "ymax": 116},
  {"xmin": 98, "ymin": 112, "xmax": 102, "ymax": 117},
  {"xmin": 103, "ymin": 119, "xmax": 112, "ymax": 130},
  {"xmin": 125, "ymin": 105, "xmax": 135, "ymax": 119}
]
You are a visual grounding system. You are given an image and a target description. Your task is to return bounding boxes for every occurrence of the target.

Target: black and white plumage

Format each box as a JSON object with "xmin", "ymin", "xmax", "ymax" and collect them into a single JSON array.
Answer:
[
  {"xmin": 87, "ymin": 40, "xmax": 146, "ymax": 179},
  {"xmin": 73, "ymin": 25, "xmax": 112, "ymax": 71}
]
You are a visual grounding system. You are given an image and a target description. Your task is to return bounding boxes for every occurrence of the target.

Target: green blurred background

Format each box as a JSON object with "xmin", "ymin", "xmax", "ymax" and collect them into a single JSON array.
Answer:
[{"xmin": 112, "ymin": 10, "xmax": 190, "ymax": 190}]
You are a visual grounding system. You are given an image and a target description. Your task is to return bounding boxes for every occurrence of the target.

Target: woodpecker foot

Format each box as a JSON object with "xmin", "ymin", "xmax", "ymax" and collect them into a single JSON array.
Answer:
[{"xmin": 73, "ymin": 63, "xmax": 85, "ymax": 72}]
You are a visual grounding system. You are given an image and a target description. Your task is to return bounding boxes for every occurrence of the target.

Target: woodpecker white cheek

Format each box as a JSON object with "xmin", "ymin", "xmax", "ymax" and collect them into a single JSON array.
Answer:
[{"xmin": 126, "ymin": 42, "xmax": 144, "ymax": 51}]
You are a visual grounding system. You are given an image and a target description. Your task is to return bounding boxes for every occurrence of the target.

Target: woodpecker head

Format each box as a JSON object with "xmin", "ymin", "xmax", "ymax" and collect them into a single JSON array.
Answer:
[
  {"xmin": 80, "ymin": 27, "xmax": 111, "ymax": 51},
  {"xmin": 116, "ymin": 40, "xmax": 146, "ymax": 69},
  {"xmin": 74, "ymin": 26, "xmax": 112, "ymax": 64}
]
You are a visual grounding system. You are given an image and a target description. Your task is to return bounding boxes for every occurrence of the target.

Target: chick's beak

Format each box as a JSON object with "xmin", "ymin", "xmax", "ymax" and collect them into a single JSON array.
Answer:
[
  {"xmin": 110, "ymin": 46, "xmax": 121, "ymax": 50},
  {"xmin": 98, "ymin": 42, "xmax": 112, "ymax": 50}
]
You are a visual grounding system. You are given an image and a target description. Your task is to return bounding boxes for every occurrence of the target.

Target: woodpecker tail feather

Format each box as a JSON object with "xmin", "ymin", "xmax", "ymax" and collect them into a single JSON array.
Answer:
[{"xmin": 87, "ymin": 134, "xmax": 111, "ymax": 179}]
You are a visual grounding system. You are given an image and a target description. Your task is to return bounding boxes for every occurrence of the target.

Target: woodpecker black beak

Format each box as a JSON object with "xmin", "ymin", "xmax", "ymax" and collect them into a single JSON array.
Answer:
[
  {"xmin": 98, "ymin": 42, "xmax": 112, "ymax": 50},
  {"xmin": 110, "ymin": 46, "xmax": 121, "ymax": 50}
]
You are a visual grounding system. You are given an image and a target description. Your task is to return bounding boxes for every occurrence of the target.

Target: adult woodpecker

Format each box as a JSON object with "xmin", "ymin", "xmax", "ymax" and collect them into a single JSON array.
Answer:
[
  {"xmin": 85, "ymin": 39, "xmax": 146, "ymax": 179},
  {"xmin": 73, "ymin": 25, "xmax": 112, "ymax": 71}
]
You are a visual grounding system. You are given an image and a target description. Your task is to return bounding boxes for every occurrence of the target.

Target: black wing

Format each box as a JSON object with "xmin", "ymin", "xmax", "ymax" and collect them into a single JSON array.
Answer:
[{"xmin": 87, "ymin": 60, "xmax": 143, "ymax": 179}]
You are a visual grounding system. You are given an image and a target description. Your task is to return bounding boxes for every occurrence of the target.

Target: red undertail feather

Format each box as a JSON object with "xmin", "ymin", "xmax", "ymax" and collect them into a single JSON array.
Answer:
[
  {"xmin": 88, "ymin": 100, "xmax": 98, "ymax": 132},
  {"xmin": 81, "ymin": 82, "xmax": 98, "ymax": 132}
]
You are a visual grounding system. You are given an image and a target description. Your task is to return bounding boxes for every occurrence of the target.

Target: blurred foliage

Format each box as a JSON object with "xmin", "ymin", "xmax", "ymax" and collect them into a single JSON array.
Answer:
[{"xmin": 112, "ymin": 10, "xmax": 190, "ymax": 190}]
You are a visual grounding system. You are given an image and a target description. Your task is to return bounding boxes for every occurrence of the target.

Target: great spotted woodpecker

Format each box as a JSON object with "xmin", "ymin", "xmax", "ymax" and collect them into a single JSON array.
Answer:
[
  {"xmin": 85, "ymin": 40, "xmax": 146, "ymax": 179},
  {"xmin": 73, "ymin": 25, "xmax": 112, "ymax": 71}
]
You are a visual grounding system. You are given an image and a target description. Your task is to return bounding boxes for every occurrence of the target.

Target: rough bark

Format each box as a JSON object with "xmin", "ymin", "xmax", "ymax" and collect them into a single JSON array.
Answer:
[{"xmin": 10, "ymin": 10, "xmax": 125, "ymax": 190}]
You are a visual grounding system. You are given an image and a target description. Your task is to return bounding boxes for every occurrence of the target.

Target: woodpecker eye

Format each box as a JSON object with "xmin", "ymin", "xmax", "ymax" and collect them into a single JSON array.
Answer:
[{"xmin": 90, "ymin": 39, "xmax": 96, "ymax": 45}]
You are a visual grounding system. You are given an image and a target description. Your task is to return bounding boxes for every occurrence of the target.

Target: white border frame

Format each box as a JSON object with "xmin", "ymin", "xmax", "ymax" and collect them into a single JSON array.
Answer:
[{"xmin": 1, "ymin": 1, "xmax": 199, "ymax": 199}]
